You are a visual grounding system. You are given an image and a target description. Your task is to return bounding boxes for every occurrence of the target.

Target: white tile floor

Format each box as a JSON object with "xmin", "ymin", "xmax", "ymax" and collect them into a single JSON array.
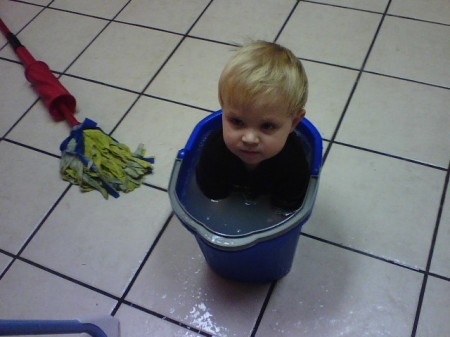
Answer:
[{"xmin": 0, "ymin": 1, "xmax": 449, "ymax": 336}]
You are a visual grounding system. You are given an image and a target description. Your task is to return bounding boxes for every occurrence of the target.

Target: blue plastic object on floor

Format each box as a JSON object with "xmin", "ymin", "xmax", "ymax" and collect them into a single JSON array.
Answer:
[
  {"xmin": 0, "ymin": 316, "xmax": 120, "ymax": 337},
  {"xmin": 169, "ymin": 110, "xmax": 322, "ymax": 283}
]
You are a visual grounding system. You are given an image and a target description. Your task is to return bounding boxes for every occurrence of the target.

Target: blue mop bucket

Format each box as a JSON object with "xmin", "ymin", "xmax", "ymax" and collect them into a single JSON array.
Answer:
[{"xmin": 169, "ymin": 111, "xmax": 322, "ymax": 283}]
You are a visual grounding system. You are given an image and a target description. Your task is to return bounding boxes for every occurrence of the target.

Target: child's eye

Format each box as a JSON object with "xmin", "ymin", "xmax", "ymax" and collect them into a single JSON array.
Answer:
[
  {"xmin": 261, "ymin": 122, "xmax": 277, "ymax": 131},
  {"xmin": 230, "ymin": 118, "xmax": 244, "ymax": 127}
]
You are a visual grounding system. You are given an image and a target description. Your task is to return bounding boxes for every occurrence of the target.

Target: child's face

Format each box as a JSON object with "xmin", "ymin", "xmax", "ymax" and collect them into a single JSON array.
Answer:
[{"xmin": 222, "ymin": 101, "xmax": 303, "ymax": 170}]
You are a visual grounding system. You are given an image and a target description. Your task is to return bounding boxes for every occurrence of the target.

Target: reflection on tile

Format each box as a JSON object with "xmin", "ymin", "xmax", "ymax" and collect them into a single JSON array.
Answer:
[
  {"xmin": 337, "ymin": 73, "xmax": 450, "ymax": 167},
  {"xmin": 0, "ymin": 260, "xmax": 116, "ymax": 319},
  {"xmin": 431, "ymin": 188, "xmax": 450, "ymax": 278},
  {"xmin": 0, "ymin": 142, "xmax": 68, "ymax": 254},
  {"xmin": 256, "ymin": 237, "xmax": 422, "ymax": 337},
  {"xmin": 366, "ymin": 16, "xmax": 450, "ymax": 87},
  {"xmin": 302, "ymin": 61, "xmax": 358, "ymax": 140},
  {"xmin": 388, "ymin": 0, "xmax": 450, "ymax": 25},
  {"xmin": 304, "ymin": 144, "xmax": 445, "ymax": 270},
  {"xmin": 68, "ymin": 22, "xmax": 182, "ymax": 92},
  {"xmin": 111, "ymin": 96, "xmax": 210, "ymax": 189},
  {"xmin": 126, "ymin": 217, "xmax": 269, "ymax": 336},
  {"xmin": 7, "ymin": 76, "xmax": 138, "ymax": 155},
  {"xmin": 117, "ymin": 0, "xmax": 210, "ymax": 34},
  {"xmin": 190, "ymin": 0, "xmax": 296, "ymax": 44},
  {"xmin": 307, "ymin": 0, "xmax": 389, "ymax": 12},
  {"xmin": 416, "ymin": 276, "xmax": 450, "ymax": 337},
  {"xmin": 0, "ymin": 61, "xmax": 37, "ymax": 136},
  {"xmin": 22, "ymin": 186, "xmax": 172, "ymax": 296},
  {"xmin": 116, "ymin": 305, "xmax": 203, "ymax": 337},
  {"xmin": 147, "ymin": 37, "xmax": 234, "ymax": 110},
  {"xmin": 278, "ymin": 2, "xmax": 381, "ymax": 68},
  {"xmin": 0, "ymin": 254, "xmax": 12, "ymax": 275},
  {"xmin": 15, "ymin": 0, "xmax": 51, "ymax": 5},
  {"xmin": 0, "ymin": 2, "xmax": 43, "ymax": 45},
  {"xmin": 50, "ymin": 0, "xmax": 129, "ymax": 19},
  {"xmin": 0, "ymin": 9, "xmax": 107, "ymax": 72}
]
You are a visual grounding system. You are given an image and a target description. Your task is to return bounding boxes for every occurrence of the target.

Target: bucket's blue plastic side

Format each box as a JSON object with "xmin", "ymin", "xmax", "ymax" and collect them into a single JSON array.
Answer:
[
  {"xmin": 174, "ymin": 112, "xmax": 222, "ymax": 208},
  {"xmin": 177, "ymin": 111, "xmax": 222, "ymax": 160},
  {"xmin": 298, "ymin": 118, "xmax": 322, "ymax": 176},
  {"xmin": 196, "ymin": 221, "xmax": 304, "ymax": 283}
]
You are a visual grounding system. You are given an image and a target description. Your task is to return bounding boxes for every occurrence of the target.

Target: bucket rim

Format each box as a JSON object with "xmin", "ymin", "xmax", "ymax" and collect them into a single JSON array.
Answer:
[
  {"xmin": 168, "ymin": 110, "xmax": 322, "ymax": 251},
  {"xmin": 169, "ymin": 159, "xmax": 320, "ymax": 251}
]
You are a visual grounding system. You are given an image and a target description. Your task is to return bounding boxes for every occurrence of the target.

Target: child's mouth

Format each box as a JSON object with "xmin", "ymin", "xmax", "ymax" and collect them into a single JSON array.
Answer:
[
  {"xmin": 239, "ymin": 149, "xmax": 261, "ymax": 160},
  {"xmin": 241, "ymin": 150, "xmax": 259, "ymax": 155}
]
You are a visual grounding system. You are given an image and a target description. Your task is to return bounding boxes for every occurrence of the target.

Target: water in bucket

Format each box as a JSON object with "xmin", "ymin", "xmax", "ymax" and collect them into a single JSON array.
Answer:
[{"xmin": 179, "ymin": 168, "xmax": 294, "ymax": 237}]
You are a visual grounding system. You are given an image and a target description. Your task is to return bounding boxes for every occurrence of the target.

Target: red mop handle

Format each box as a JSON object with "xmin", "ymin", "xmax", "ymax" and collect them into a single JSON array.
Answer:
[
  {"xmin": 0, "ymin": 18, "xmax": 36, "ymax": 66},
  {"xmin": 0, "ymin": 18, "xmax": 79, "ymax": 127},
  {"xmin": 57, "ymin": 102, "xmax": 80, "ymax": 127}
]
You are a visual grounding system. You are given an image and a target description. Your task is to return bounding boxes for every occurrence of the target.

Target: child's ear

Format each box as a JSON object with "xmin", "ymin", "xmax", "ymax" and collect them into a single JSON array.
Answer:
[{"xmin": 290, "ymin": 109, "xmax": 306, "ymax": 132}]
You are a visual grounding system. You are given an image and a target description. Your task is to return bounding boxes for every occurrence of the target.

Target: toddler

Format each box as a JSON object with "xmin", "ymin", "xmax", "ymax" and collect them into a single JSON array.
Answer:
[{"xmin": 196, "ymin": 41, "xmax": 310, "ymax": 211}]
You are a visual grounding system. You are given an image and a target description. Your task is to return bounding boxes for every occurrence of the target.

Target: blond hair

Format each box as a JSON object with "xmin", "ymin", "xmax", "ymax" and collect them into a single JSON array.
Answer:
[{"xmin": 218, "ymin": 41, "xmax": 308, "ymax": 117}]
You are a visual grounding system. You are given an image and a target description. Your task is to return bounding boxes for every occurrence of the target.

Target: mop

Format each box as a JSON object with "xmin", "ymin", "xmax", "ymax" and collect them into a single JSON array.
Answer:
[{"xmin": 0, "ymin": 18, "xmax": 154, "ymax": 199}]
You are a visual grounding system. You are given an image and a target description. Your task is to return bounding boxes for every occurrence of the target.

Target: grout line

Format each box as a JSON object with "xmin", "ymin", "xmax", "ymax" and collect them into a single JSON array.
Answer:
[
  {"xmin": 43, "ymin": 7, "xmax": 114, "ymax": 22},
  {"xmin": 332, "ymin": 141, "xmax": 449, "ymax": 172},
  {"xmin": 300, "ymin": 233, "xmax": 425, "ymax": 274},
  {"xmin": 299, "ymin": 57, "xmax": 360, "ymax": 72},
  {"xmin": 301, "ymin": 0, "xmax": 386, "ymax": 15},
  {"xmin": 58, "ymin": 0, "xmax": 134, "ymax": 77},
  {"xmin": 8, "ymin": 0, "xmax": 450, "ymax": 29},
  {"xmin": 142, "ymin": 93, "xmax": 215, "ymax": 114},
  {"xmin": 0, "ymin": 2, "xmax": 48, "ymax": 52},
  {"xmin": 112, "ymin": 19, "xmax": 186, "ymax": 37},
  {"xmin": 1, "ymin": 97, "xmax": 42, "ymax": 140},
  {"xmin": 250, "ymin": 281, "xmax": 277, "ymax": 337},
  {"xmin": 110, "ymin": 213, "xmax": 173, "ymax": 316},
  {"xmin": 0, "ymin": 254, "xmax": 214, "ymax": 337},
  {"xmin": 118, "ymin": 301, "xmax": 213, "ymax": 337},
  {"xmin": 428, "ymin": 272, "xmax": 450, "ymax": 283},
  {"xmin": 362, "ymin": 70, "xmax": 450, "ymax": 91},
  {"xmin": 300, "ymin": 0, "xmax": 450, "ymax": 27},
  {"xmin": 0, "ymin": 183, "xmax": 72, "ymax": 280},
  {"xmin": 386, "ymin": 13, "xmax": 450, "ymax": 27},
  {"xmin": 0, "ymin": 249, "xmax": 16, "ymax": 281},
  {"xmin": 16, "ymin": 185, "xmax": 72, "ymax": 256},
  {"xmin": 1, "ymin": 214, "xmax": 213, "ymax": 337},
  {"xmin": 300, "ymin": 56, "xmax": 450, "ymax": 91},
  {"xmin": 273, "ymin": 0, "xmax": 301, "ymax": 43},
  {"xmin": 141, "ymin": 182, "xmax": 168, "ymax": 193},
  {"xmin": 16, "ymin": 255, "xmax": 122, "ymax": 302},
  {"xmin": 322, "ymin": 0, "xmax": 393, "ymax": 163},
  {"xmin": 58, "ymin": 73, "xmax": 141, "ymax": 95},
  {"xmin": 108, "ymin": 0, "xmax": 215, "ymax": 136},
  {"xmin": 411, "ymin": 160, "xmax": 450, "ymax": 337},
  {"xmin": 180, "ymin": 34, "xmax": 239, "ymax": 48},
  {"xmin": 1, "ymin": 138, "xmax": 61, "ymax": 159}
]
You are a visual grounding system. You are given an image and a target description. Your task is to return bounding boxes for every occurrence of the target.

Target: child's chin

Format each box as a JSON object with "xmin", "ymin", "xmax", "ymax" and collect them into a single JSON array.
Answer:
[{"xmin": 241, "ymin": 159, "xmax": 262, "ymax": 170}]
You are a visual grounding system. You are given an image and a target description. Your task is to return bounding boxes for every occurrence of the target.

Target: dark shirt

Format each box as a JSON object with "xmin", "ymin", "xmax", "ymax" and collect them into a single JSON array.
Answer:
[{"xmin": 195, "ymin": 129, "xmax": 310, "ymax": 210}]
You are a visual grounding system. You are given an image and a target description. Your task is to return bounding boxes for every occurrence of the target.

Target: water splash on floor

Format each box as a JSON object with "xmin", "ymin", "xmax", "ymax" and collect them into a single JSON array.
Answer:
[{"xmin": 186, "ymin": 302, "xmax": 229, "ymax": 336}]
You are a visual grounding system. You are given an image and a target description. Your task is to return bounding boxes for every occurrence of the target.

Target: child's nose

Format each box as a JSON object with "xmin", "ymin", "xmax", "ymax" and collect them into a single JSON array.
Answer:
[{"xmin": 242, "ymin": 130, "xmax": 259, "ymax": 144}]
